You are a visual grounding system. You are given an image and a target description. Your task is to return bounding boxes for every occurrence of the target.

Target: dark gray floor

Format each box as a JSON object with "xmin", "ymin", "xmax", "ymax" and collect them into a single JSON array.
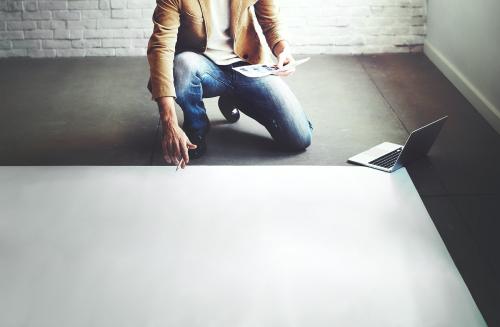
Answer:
[{"xmin": 1, "ymin": 54, "xmax": 499, "ymax": 326}]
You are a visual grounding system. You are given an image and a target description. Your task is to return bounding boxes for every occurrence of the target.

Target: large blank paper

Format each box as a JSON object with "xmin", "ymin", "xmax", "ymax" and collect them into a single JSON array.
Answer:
[{"xmin": 0, "ymin": 166, "xmax": 486, "ymax": 327}]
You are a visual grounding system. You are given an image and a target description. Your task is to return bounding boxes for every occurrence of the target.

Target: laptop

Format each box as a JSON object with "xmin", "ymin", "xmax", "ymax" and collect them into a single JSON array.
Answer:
[{"xmin": 348, "ymin": 116, "xmax": 448, "ymax": 173}]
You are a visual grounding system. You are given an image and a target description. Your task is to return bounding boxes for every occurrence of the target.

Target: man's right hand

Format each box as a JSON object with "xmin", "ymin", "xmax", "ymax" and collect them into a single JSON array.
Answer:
[
  {"xmin": 162, "ymin": 122, "xmax": 197, "ymax": 168},
  {"xmin": 157, "ymin": 97, "xmax": 197, "ymax": 169}
]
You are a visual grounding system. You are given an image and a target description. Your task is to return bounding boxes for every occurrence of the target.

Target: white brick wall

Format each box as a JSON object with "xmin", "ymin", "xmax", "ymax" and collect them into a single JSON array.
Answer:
[{"xmin": 0, "ymin": 0, "xmax": 426, "ymax": 58}]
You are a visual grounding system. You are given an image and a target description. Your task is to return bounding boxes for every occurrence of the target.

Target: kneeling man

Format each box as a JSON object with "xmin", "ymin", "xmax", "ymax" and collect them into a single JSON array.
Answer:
[{"xmin": 147, "ymin": 0, "xmax": 313, "ymax": 168}]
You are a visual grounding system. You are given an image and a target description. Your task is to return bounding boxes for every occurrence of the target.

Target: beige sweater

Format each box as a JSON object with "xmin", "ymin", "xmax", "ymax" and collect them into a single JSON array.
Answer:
[{"xmin": 204, "ymin": 0, "xmax": 243, "ymax": 65}]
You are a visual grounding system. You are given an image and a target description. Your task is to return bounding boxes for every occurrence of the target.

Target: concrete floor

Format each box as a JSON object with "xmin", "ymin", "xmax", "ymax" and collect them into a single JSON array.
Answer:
[{"xmin": 0, "ymin": 54, "xmax": 499, "ymax": 325}]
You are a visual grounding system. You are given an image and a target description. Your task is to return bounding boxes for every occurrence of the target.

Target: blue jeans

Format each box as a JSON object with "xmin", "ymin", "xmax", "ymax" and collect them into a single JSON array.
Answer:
[{"xmin": 173, "ymin": 51, "xmax": 313, "ymax": 151}]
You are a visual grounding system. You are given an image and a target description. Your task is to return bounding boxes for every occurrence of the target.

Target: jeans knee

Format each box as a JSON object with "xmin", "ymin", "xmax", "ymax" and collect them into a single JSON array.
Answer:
[
  {"xmin": 173, "ymin": 52, "xmax": 202, "ymax": 102},
  {"xmin": 174, "ymin": 52, "xmax": 200, "ymax": 76},
  {"xmin": 289, "ymin": 129, "xmax": 312, "ymax": 151},
  {"xmin": 275, "ymin": 120, "xmax": 312, "ymax": 152}
]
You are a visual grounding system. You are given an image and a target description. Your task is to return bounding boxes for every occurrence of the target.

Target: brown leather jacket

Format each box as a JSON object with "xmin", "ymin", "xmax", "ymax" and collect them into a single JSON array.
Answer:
[{"xmin": 147, "ymin": 0, "xmax": 288, "ymax": 100}]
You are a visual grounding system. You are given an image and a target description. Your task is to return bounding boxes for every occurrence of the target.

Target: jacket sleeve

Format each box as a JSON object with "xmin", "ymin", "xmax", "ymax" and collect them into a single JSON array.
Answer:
[
  {"xmin": 254, "ymin": 0, "xmax": 288, "ymax": 56},
  {"xmin": 147, "ymin": 0, "xmax": 180, "ymax": 100}
]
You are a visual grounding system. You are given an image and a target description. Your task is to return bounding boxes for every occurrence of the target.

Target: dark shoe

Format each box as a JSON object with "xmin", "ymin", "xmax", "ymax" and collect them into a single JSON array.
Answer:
[
  {"xmin": 186, "ymin": 131, "xmax": 207, "ymax": 159},
  {"xmin": 218, "ymin": 95, "xmax": 240, "ymax": 123}
]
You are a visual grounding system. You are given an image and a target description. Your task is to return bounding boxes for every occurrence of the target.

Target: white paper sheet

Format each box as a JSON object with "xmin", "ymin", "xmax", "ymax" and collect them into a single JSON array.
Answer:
[{"xmin": 233, "ymin": 57, "xmax": 311, "ymax": 77}]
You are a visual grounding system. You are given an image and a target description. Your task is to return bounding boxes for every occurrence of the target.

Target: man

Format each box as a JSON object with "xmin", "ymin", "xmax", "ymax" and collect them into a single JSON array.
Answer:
[{"xmin": 147, "ymin": 0, "xmax": 313, "ymax": 169}]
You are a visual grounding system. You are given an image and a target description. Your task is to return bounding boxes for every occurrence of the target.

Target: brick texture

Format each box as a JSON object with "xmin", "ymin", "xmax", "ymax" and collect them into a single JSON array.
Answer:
[{"xmin": 0, "ymin": 0, "xmax": 426, "ymax": 58}]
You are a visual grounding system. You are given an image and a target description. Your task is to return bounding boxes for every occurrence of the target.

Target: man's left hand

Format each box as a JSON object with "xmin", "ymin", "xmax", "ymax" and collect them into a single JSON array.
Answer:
[{"xmin": 273, "ymin": 41, "xmax": 295, "ymax": 77}]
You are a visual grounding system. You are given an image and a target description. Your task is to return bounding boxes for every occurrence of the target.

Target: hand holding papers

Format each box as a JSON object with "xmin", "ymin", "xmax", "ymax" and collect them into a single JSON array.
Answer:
[{"xmin": 233, "ymin": 57, "xmax": 311, "ymax": 78}]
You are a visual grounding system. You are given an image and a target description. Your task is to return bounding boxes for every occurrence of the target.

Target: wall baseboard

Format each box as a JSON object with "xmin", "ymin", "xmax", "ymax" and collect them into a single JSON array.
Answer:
[{"xmin": 424, "ymin": 40, "xmax": 500, "ymax": 134}]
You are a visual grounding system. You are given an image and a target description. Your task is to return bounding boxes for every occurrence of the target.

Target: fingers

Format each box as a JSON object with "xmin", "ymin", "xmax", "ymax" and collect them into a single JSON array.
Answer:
[
  {"xmin": 275, "ymin": 52, "xmax": 295, "ymax": 76},
  {"xmin": 176, "ymin": 139, "xmax": 196, "ymax": 169},
  {"xmin": 162, "ymin": 138, "xmax": 180, "ymax": 166},
  {"xmin": 162, "ymin": 131, "xmax": 200, "ymax": 168},
  {"xmin": 275, "ymin": 66, "xmax": 296, "ymax": 77},
  {"xmin": 277, "ymin": 53, "xmax": 287, "ymax": 69},
  {"xmin": 181, "ymin": 142, "xmax": 190, "ymax": 165},
  {"xmin": 172, "ymin": 141, "xmax": 181, "ymax": 165},
  {"xmin": 180, "ymin": 137, "xmax": 200, "ymax": 168},
  {"xmin": 162, "ymin": 139, "xmax": 172, "ymax": 164},
  {"xmin": 166, "ymin": 140, "xmax": 176, "ymax": 164}
]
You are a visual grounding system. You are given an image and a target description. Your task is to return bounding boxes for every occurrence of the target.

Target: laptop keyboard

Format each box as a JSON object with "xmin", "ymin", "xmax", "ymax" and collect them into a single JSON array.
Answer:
[{"xmin": 368, "ymin": 147, "xmax": 403, "ymax": 169}]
